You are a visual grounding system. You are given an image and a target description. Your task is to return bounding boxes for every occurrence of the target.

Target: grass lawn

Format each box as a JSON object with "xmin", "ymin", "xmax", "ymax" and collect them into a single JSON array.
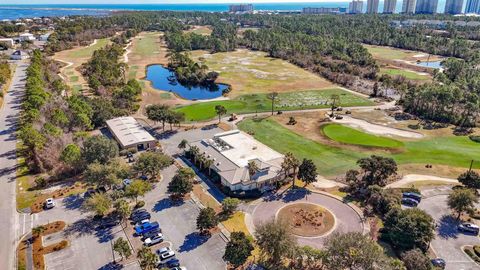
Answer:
[
  {"xmin": 364, "ymin": 45, "xmax": 411, "ymax": 60},
  {"xmin": 131, "ymin": 32, "xmax": 162, "ymax": 58},
  {"xmin": 222, "ymin": 212, "xmax": 251, "ymax": 236},
  {"xmin": 380, "ymin": 68, "xmax": 430, "ymax": 81},
  {"xmin": 191, "ymin": 49, "xmax": 334, "ymax": 96},
  {"xmin": 65, "ymin": 38, "xmax": 110, "ymax": 59},
  {"xmin": 69, "ymin": 76, "xmax": 79, "ymax": 83},
  {"xmin": 322, "ymin": 123, "xmax": 404, "ymax": 148},
  {"xmin": 238, "ymin": 118, "xmax": 480, "ymax": 176},
  {"xmin": 175, "ymin": 88, "xmax": 374, "ymax": 122}
]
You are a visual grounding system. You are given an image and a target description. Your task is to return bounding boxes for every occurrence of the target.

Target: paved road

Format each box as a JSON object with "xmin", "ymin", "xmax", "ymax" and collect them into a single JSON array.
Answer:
[
  {"xmin": 0, "ymin": 61, "xmax": 27, "ymax": 270},
  {"xmin": 419, "ymin": 193, "xmax": 480, "ymax": 270}
]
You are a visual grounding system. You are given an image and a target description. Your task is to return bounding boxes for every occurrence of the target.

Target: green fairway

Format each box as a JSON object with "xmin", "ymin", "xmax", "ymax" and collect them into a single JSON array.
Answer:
[
  {"xmin": 322, "ymin": 124, "xmax": 404, "ymax": 148},
  {"xmin": 364, "ymin": 45, "xmax": 411, "ymax": 60},
  {"xmin": 237, "ymin": 118, "xmax": 480, "ymax": 176},
  {"xmin": 65, "ymin": 38, "xmax": 110, "ymax": 59},
  {"xmin": 380, "ymin": 68, "xmax": 430, "ymax": 81},
  {"xmin": 132, "ymin": 33, "xmax": 160, "ymax": 57},
  {"xmin": 174, "ymin": 88, "xmax": 374, "ymax": 121}
]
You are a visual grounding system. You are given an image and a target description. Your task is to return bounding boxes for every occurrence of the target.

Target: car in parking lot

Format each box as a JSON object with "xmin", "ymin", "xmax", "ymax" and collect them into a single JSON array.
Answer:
[
  {"xmin": 458, "ymin": 223, "xmax": 480, "ymax": 235},
  {"xmin": 157, "ymin": 257, "xmax": 179, "ymax": 268},
  {"xmin": 44, "ymin": 198, "xmax": 55, "ymax": 209},
  {"xmin": 84, "ymin": 188, "xmax": 96, "ymax": 198},
  {"xmin": 135, "ymin": 221, "xmax": 159, "ymax": 235},
  {"xmin": 401, "ymin": 197, "xmax": 419, "ymax": 207},
  {"xmin": 402, "ymin": 192, "xmax": 422, "ymax": 202},
  {"xmin": 431, "ymin": 258, "xmax": 446, "ymax": 269},
  {"xmin": 141, "ymin": 228, "xmax": 162, "ymax": 241},
  {"xmin": 130, "ymin": 208, "xmax": 147, "ymax": 219},
  {"xmin": 131, "ymin": 212, "xmax": 151, "ymax": 223},
  {"xmin": 170, "ymin": 267, "xmax": 187, "ymax": 270},
  {"xmin": 97, "ymin": 217, "xmax": 120, "ymax": 230},
  {"xmin": 143, "ymin": 233, "xmax": 164, "ymax": 246}
]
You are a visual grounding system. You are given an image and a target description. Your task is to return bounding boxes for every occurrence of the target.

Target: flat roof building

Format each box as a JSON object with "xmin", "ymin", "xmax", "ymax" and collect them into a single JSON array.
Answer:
[
  {"xmin": 302, "ymin": 7, "xmax": 346, "ymax": 14},
  {"xmin": 190, "ymin": 130, "xmax": 285, "ymax": 193},
  {"xmin": 416, "ymin": 0, "xmax": 438, "ymax": 14},
  {"xmin": 366, "ymin": 0, "xmax": 379, "ymax": 13},
  {"xmin": 106, "ymin": 116, "xmax": 156, "ymax": 150},
  {"xmin": 229, "ymin": 4, "xmax": 254, "ymax": 13},
  {"xmin": 402, "ymin": 0, "xmax": 417, "ymax": 13},
  {"xmin": 445, "ymin": 0, "xmax": 464, "ymax": 14},
  {"xmin": 349, "ymin": 0, "xmax": 364, "ymax": 13},
  {"xmin": 466, "ymin": 0, "xmax": 480, "ymax": 13},
  {"xmin": 383, "ymin": 0, "xmax": 397, "ymax": 13}
]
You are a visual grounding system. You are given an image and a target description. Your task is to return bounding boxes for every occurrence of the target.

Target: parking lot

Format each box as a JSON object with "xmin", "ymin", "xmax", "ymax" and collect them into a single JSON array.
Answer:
[{"xmin": 418, "ymin": 191, "xmax": 480, "ymax": 270}]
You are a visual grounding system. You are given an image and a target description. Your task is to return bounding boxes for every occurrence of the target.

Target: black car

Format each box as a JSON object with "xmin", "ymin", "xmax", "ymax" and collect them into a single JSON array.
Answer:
[
  {"xmin": 130, "ymin": 209, "xmax": 148, "ymax": 220},
  {"xmin": 141, "ymin": 228, "xmax": 162, "ymax": 241},
  {"xmin": 401, "ymin": 197, "xmax": 419, "ymax": 207},
  {"xmin": 131, "ymin": 212, "xmax": 151, "ymax": 223},
  {"xmin": 158, "ymin": 258, "xmax": 180, "ymax": 268},
  {"xmin": 431, "ymin": 258, "xmax": 446, "ymax": 269}
]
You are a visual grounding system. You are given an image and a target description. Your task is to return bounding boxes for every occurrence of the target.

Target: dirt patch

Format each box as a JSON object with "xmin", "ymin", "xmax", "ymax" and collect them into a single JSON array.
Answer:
[{"xmin": 276, "ymin": 203, "xmax": 335, "ymax": 237}]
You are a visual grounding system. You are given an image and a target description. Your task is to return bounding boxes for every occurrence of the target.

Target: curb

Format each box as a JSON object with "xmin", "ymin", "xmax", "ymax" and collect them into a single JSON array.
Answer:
[{"xmin": 307, "ymin": 189, "xmax": 370, "ymax": 236}]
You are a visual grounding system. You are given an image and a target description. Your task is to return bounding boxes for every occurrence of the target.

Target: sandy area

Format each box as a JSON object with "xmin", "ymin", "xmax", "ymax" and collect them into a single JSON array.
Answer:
[
  {"xmin": 386, "ymin": 174, "xmax": 458, "ymax": 188},
  {"xmin": 331, "ymin": 115, "xmax": 424, "ymax": 139}
]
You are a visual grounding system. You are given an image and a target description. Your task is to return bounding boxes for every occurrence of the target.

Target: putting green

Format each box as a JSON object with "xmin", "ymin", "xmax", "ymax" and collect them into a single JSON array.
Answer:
[
  {"xmin": 237, "ymin": 118, "xmax": 480, "ymax": 176},
  {"xmin": 322, "ymin": 123, "xmax": 404, "ymax": 148}
]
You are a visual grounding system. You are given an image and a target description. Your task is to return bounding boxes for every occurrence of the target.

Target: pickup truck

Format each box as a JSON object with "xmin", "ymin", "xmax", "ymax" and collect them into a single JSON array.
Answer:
[{"xmin": 135, "ymin": 221, "xmax": 160, "ymax": 235}]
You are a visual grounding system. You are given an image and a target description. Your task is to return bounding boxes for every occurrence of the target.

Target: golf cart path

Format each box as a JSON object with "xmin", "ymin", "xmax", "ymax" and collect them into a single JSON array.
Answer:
[
  {"xmin": 386, "ymin": 174, "xmax": 458, "ymax": 188},
  {"xmin": 331, "ymin": 115, "xmax": 424, "ymax": 139}
]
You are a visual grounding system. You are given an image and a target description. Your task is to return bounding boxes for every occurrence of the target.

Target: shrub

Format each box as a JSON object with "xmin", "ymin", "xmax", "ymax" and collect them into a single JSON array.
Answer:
[
  {"xmin": 34, "ymin": 176, "xmax": 47, "ymax": 188},
  {"xmin": 135, "ymin": 200, "xmax": 145, "ymax": 208},
  {"xmin": 474, "ymin": 245, "xmax": 480, "ymax": 257},
  {"xmin": 469, "ymin": 135, "xmax": 480, "ymax": 143}
]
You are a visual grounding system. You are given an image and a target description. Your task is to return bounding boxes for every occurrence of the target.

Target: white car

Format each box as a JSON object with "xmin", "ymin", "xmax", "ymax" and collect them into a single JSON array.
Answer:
[
  {"xmin": 156, "ymin": 246, "xmax": 171, "ymax": 256},
  {"xmin": 137, "ymin": 219, "xmax": 150, "ymax": 225},
  {"xmin": 44, "ymin": 198, "xmax": 55, "ymax": 209},
  {"xmin": 143, "ymin": 233, "xmax": 164, "ymax": 246},
  {"xmin": 159, "ymin": 250, "xmax": 175, "ymax": 261}
]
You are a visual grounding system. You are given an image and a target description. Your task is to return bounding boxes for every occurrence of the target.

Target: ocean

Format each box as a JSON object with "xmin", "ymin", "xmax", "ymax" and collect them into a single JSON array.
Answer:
[{"xmin": 0, "ymin": 1, "xmax": 449, "ymax": 20}]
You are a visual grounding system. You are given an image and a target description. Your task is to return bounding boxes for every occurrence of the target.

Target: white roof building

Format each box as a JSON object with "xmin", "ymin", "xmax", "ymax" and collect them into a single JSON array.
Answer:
[
  {"xmin": 106, "ymin": 116, "xmax": 156, "ymax": 150},
  {"xmin": 10, "ymin": 50, "xmax": 29, "ymax": 60},
  {"xmin": 191, "ymin": 130, "xmax": 285, "ymax": 193}
]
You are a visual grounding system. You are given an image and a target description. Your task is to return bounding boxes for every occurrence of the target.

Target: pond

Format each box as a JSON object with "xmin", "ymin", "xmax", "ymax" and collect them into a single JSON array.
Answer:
[
  {"xmin": 145, "ymin": 64, "xmax": 228, "ymax": 100},
  {"xmin": 415, "ymin": 60, "xmax": 443, "ymax": 69}
]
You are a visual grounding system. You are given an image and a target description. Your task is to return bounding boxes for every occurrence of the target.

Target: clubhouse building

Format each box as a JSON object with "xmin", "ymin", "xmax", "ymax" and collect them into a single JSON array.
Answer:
[
  {"xmin": 190, "ymin": 130, "xmax": 285, "ymax": 193},
  {"xmin": 106, "ymin": 116, "xmax": 157, "ymax": 150}
]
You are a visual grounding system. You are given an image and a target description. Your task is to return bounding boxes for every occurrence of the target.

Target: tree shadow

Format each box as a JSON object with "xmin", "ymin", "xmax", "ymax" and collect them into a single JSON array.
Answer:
[
  {"xmin": 152, "ymin": 197, "xmax": 184, "ymax": 212},
  {"xmin": 437, "ymin": 214, "xmax": 460, "ymax": 239},
  {"xmin": 94, "ymin": 226, "xmax": 115, "ymax": 243},
  {"xmin": 63, "ymin": 217, "xmax": 98, "ymax": 237},
  {"xmin": 178, "ymin": 232, "xmax": 210, "ymax": 252},
  {"xmin": 281, "ymin": 187, "xmax": 311, "ymax": 203},
  {"xmin": 62, "ymin": 194, "xmax": 84, "ymax": 211}
]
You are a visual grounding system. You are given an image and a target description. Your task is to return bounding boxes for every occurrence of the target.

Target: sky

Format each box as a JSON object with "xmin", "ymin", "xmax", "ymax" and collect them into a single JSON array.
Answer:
[{"xmin": 4, "ymin": 0, "xmax": 350, "ymax": 4}]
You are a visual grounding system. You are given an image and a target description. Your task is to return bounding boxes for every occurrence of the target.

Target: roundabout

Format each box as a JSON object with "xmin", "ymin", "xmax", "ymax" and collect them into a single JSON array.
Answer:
[
  {"xmin": 250, "ymin": 189, "xmax": 364, "ymax": 248},
  {"xmin": 276, "ymin": 202, "xmax": 336, "ymax": 238}
]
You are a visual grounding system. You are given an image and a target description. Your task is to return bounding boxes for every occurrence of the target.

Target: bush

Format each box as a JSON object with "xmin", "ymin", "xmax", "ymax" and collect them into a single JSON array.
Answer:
[
  {"xmin": 474, "ymin": 245, "xmax": 480, "ymax": 257},
  {"xmin": 135, "ymin": 200, "xmax": 145, "ymax": 208},
  {"xmin": 469, "ymin": 135, "xmax": 480, "ymax": 143},
  {"xmin": 34, "ymin": 176, "xmax": 47, "ymax": 188}
]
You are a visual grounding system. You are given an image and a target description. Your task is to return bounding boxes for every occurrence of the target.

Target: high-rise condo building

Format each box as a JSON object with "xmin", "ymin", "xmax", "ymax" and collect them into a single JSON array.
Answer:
[
  {"xmin": 349, "ymin": 0, "xmax": 364, "ymax": 14},
  {"xmin": 383, "ymin": 0, "xmax": 397, "ymax": 13},
  {"xmin": 445, "ymin": 0, "xmax": 464, "ymax": 14},
  {"xmin": 466, "ymin": 0, "xmax": 480, "ymax": 13},
  {"xmin": 366, "ymin": 0, "xmax": 379, "ymax": 13},
  {"xmin": 415, "ymin": 0, "xmax": 439, "ymax": 14},
  {"xmin": 402, "ymin": 0, "xmax": 416, "ymax": 13}
]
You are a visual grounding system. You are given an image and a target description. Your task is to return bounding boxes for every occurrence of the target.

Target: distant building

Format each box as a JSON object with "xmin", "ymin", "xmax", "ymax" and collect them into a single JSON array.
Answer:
[
  {"xmin": 445, "ymin": 0, "xmax": 464, "ymax": 14},
  {"xmin": 349, "ymin": 0, "xmax": 364, "ymax": 14},
  {"xmin": 229, "ymin": 4, "xmax": 254, "ymax": 13},
  {"xmin": 402, "ymin": 0, "xmax": 417, "ymax": 13},
  {"xmin": 416, "ymin": 0, "xmax": 438, "ymax": 14},
  {"xmin": 366, "ymin": 0, "xmax": 379, "ymax": 13},
  {"xmin": 10, "ymin": 50, "xmax": 29, "ymax": 60},
  {"xmin": 383, "ymin": 0, "xmax": 397, "ymax": 13},
  {"xmin": 0, "ymin": 38, "xmax": 14, "ymax": 48},
  {"xmin": 38, "ymin": 33, "xmax": 51, "ymax": 42},
  {"xmin": 190, "ymin": 130, "xmax": 285, "ymax": 193},
  {"xmin": 466, "ymin": 0, "xmax": 480, "ymax": 13},
  {"xmin": 106, "ymin": 116, "xmax": 157, "ymax": 150},
  {"xmin": 18, "ymin": 33, "xmax": 35, "ymax": 42},
  {"xmin": 302, "ymin": 7, "xmax": 345, "ymax": 14}
]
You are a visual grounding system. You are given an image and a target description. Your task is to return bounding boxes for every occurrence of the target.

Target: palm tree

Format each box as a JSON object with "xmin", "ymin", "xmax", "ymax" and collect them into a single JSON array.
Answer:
[
  {"xmin": 281, "ymin": 152, "xmax": 300, "ymax": 188},
  {"xmin": 204, "ymin": 158, "xmax": 214, "ymax": 176},
  {"xmin": 178, "ymin": 139, "xmax": 188, "ymax": 155},
  {"xmin": 247, "ymin": 160, "xmax": 259, "ymax": 177},
  {"xmin": 267, "ymin": 92, "xmax": 279, "ymax": 115},
  {"xmin": 330, "ymin": 94, "xmax": 340, "ymax": 117},
  {"xmin": 215, "ymin": 105, "xmax": 227, "ymax": 124},
  {"xmin": 32, "ymin": 225, "xmax": 45, "ymax": 238},
  {"xmin": 189, "ymin": 145, "xmax": 200, "ymax": 164}
]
